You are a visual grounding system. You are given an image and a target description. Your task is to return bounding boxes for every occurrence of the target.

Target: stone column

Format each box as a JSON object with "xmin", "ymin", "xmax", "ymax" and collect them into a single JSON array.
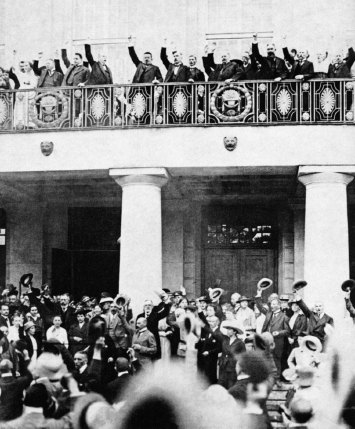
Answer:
[
  {"xmin": 298, "ymin": 172, "xmax": 353, "ymax": 323},
  {"xmin": 110, "ymin": 168, "xmax": 170, "ymax": 317}
]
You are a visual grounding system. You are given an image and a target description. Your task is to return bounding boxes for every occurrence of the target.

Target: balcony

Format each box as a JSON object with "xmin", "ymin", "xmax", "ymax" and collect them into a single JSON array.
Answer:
[{"xmin": 0, "ymin": 79, "xmax": 354, "ymax": 133}]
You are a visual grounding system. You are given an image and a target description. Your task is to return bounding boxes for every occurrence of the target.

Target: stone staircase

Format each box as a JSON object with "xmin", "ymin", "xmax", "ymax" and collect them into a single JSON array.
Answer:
[{"xmin": 267, "ymin": 382, "xmax": 290, "ymax": 428}]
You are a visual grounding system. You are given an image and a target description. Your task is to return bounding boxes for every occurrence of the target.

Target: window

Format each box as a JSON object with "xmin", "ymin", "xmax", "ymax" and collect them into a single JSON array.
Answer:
[{"xmin": 207, "ymin": 223, "xmax": 274, "ymax": 246}]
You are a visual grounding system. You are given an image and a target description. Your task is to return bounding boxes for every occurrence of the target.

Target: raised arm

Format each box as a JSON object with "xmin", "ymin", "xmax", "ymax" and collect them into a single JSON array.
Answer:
[
  {"xmin": 252, "ymin": 34, "xmax": 263, "ymax": 63},
  {"xmin": 282, "ymin": 47, "xmax": 295, "ymax": 65},
  {"xmin": 160, "ymin": 38, "xmax": 170, "ymax": 70},
  {"xmin": 85, "ymin": 44, "xmax": 95, "ymax": 67},
  {"xmin": 296, "ymin": 297, "xmax": 311, "ymax": 318},
  {"xmin": 33, "ymin": 51, "xmax": 43, "ymax": 76},
  {"xmin": 9, "ymin": 68, "xmax": 20, "ymax": 89},
  {"xmin": 346, "ymin": 47, "xmax": 355, "ymax": 70},
  {"xmin": 128, "ymin": 35, "xmax": 141, "ymax": 67},
  {"xmin": 255, "ymin": 294, "xmax": 267, "ymax": 315},
  {"xmin": 61, "ymin": 48, "xmax": 71, "ymax": 69}
]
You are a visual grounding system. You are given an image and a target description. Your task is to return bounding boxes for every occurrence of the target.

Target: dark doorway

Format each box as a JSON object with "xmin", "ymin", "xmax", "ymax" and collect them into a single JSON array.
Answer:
[
  {"xmin": 52, "ymin": 207, "xmax": 121, "ymax": 300},
  {"xmin": 0, "ymin": 209, "xmax": 6, "ymax": 290}
]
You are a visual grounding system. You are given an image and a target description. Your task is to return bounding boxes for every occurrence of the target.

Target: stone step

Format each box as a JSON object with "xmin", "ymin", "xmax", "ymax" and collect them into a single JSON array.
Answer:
[
  {"xmin": 267, "ymin": 401, "xmax": 285, "ymax": 411},
  {"xmin": 271, "ymin": 423, "xmax": 287, "ymax": 429}
]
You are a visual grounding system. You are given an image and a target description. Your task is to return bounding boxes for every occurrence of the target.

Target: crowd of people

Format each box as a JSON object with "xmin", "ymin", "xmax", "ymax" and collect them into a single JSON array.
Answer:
[
  {"xmin": 0, "ymin": 272, "xmax": 355, "ymax": 429},
  {"xmin": 0, "ymin": 33, "xmax": 354, "ymax": 129}
]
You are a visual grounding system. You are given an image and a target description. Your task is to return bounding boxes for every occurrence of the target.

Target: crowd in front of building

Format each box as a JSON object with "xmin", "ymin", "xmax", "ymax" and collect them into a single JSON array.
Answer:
[{"xmin": 0, "ymin": 272, "xmax": 354, "ymax": 429}]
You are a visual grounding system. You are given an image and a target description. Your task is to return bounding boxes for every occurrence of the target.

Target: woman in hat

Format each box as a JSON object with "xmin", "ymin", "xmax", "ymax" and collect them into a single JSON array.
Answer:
[
  {"xmin": 23, "ymin": 320, "xmax": 39, "ymax": 363},
  {"xmin": 46, "ymin": 315, "xmax": 69, "ymax": 348},
  {"xmin": 234, "ymin": 296, "xmax": 256, "ymax": 334},
  {"xmin": 215, "ymin": 320, "xmax": 246, "ymax": 389}
]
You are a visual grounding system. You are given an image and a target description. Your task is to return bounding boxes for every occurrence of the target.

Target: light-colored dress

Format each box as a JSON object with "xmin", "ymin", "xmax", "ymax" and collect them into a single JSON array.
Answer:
[
  {"xmin": 13, "ymin": 71, "xmax": 38, "ymax": 129},
  {"xmin": 158, "ymin": 318, "xmax": 171, "ymax": 361}
]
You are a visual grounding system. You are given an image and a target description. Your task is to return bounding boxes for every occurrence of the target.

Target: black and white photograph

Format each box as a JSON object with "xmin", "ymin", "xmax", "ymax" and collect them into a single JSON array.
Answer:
[{"xmin": 0, "ymin": 0, "xmax": 355, "ymax": 427}]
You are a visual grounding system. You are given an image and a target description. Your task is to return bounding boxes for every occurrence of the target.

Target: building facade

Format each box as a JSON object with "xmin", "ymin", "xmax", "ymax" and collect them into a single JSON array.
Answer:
[{"xmin": 0, "ymin": 0, "xmax": 354, "ymax": 321}]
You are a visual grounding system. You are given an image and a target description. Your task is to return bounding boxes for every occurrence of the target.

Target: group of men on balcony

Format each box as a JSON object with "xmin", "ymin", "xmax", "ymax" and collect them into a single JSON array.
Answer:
[{"xmin": 1, "ymin": 33, "xmax": 354, "ymax": 92}]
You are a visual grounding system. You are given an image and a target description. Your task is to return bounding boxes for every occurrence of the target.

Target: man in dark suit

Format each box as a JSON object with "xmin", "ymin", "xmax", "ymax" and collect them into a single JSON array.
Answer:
[
  {"xmin": 255, "ymin": 289, "xmax": 290, "ymax": 386},
  {"xmin": 37, "ymin": 58, "xmax": 63, "ymax": 88},
  {"xmin": 57, "ymin": 294, "xmax": 76, "ymax": 331},
  {"xmin": 282, "ymin": 37, "xmax": 314, "ymax": 80},
  {"xmin": 62, "ymin": 53, "xmax": 90, "ymax": 87},
  {"xmin": 0, "ymin": 304, "xmax": 11, "ymax": 329},
  {"xmin": 207, "ymin": 51, "xmax": 245, "ymax": 82},
  {"xmin": 187, "ymin": 55, "xmax": 205, "ymax": 82},
  {"xmin": 252, "ymin": 33, "xmax": 287, "ymax": 81},
  {"xmin": 128, "ymin": 35, "xmax": 163, "ymax": 84},
  {"xmin": 241, "ymin": 51, "xmax": 256, "ymax": 80},
  {"xmin": 33, "ymin": 51, "xmax": 63, "ymax": 77},
  {"xmin": 328, "ymin": 47, "xmax": 355, "ymax": 78},
  {"xmin": 79, "ymin": 43, "xmax": 113, "ymax": 86},
  {"xmin": 161, "ymin": 38, "xmax": 191, "ymax": 83},
  {"xmin": 0, "ymin": 354, "xmax": 32, "ymax": 421},
  {"xmin": 295, "ymin": 295, "xmax": 333, "ymax": 346},
  {"xmin": 201, "ymin": 316, "xmax": 222, "ymax": 385},
  {"xmin": 105, "ymin": 357, "xmax": 132, "ymax": 403}
]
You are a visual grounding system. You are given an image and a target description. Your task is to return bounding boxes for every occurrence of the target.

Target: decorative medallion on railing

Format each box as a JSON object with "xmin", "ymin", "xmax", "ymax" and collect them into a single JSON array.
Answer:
[
  {"xmin": 320, "ymin": 88, "xmax": 335, "ymax": 115},
  {"xmin": 91, "ymin": 94, "xmax": 105, "ymax": 120},
  {"xmin": 29, "ymin": 92, "xmax": 68, "ymax": 128},
  {"xmin": 210, "ymin": 84, "xmax": 252, "ymax": 122},
  {"xmin": 276, "ymin": 89, "xmax": 292, "ymax": 115},
  {"xmin": 132, "ymin": 93, "xmax": 146, "ymax": 118},
  {"xmin": 173, "ymin": 91, "xmax": 187, "ymax": 117}
]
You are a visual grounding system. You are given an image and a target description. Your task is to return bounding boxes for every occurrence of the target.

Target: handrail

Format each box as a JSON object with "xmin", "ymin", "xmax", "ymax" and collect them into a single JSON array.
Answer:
[{"xmin": 0, "ymin": 79, "xmax": 354, "ymax": 132}]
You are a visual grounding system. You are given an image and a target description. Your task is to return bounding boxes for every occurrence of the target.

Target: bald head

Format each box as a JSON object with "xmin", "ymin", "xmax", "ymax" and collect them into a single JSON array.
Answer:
[
  {"xmin": 115, "ymin": 357, "xmax": 129, "ymax": 373},
  {"xmin": 136, "ymin": 317, "xmax": 147, "ymax": 330},
  {"xmin": 207, "ymin": 315, "xmax": 219, "ymax": 329}
]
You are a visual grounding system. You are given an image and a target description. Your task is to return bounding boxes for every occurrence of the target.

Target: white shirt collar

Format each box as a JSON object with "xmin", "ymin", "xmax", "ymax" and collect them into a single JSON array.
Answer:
[
  {"xmin": 24, "ymin": 407, "xmax": 43, "ymax": 414},
  {"xmin": 118, "ymin": 371, "xmax": 129, "ymax": 377},
  {"xmin": 79, "ymin": 364, "xmax": 88, "ymax": 374}
]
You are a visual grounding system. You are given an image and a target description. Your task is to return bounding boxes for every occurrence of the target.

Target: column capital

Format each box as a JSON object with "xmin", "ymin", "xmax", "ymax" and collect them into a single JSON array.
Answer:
[
  {"xmin": 109, "ymin": 168, "xmax": 170, "ymax": 188},
  {"xmin": 298, "ymin": 172, "xmax": 354, "ymax": 187},
  {"xmin": 298, "ymin": 165, "xmax": 355, "ymax": 176}
]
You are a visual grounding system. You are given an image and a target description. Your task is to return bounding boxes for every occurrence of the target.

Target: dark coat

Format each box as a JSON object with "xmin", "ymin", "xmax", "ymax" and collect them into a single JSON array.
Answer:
[
  {"xmin": 188, "ymin": 67, "xmax": 205, "ymax": 82},
  {"xmin": 345, "ymin": 298, "xmax": 355, "ymax": 323},
  {"xmin": 62, "ymin": 64, "xmax": 90, "ymax": 87},
  {"xmin": 297, "ymin": 299, "xmax": 333, "ymax": 343},
  {"xmin": 282, "ymin": 47, "xmax": 314, "ymax": 80},
  {"xmin": 84, "ymin": 44, "xmax": 113, "ymax": 85},
  {"xmin": 252, "ymin": 43, "xmax": 287, "ymax": 80},
  {"xmin": 201, "ymin": 327, "xmax": 222, "ymax": 385},
  {"xmin": 202, "ymin": 54, "xmax": 214, "ymax": 77},
  {"xmin": 136, "ymin": 303, "xmax": 170, "ymax": 359},
  {"xmin": 58, "ymin": 305, "xmax": 76, "ymax": 331},
  {"xmin": 219, "ymin": 336, "xmax": 246, "ymax": 372},
  {"xmin": 0, "ymin": 369, "xmax": 32, "ymax": 421},
  {"xmin": 61, "ymin": 48, "xmax": 89, "ymax": 70},
  {"xmin": 37, "ymin": 69, "xmax": 63, "ymax": 88},
  {"xmin": 105, "ymin": 372, "xmax": 132, "ymax": 403},
  {"xmin": 242, "ymin": 62, "xmax": 256, "ymax": 80},
  {"xmin": 289, "ymin": 313, "xmax": 307, "ymax": 341},
  {"xmin": 256, "ymin": 296, "xmax": 290, "ymax": 358},
  {"xmin": 328, "ymin": 48, "xmax": 355, "ymax": 78},
  {"xmin": 129, "ymin": 46, "xmax": 163, "ymax": 83},
  {"xmin": 251, "ymin": 45, "xmax": 272, "ymax": 80},
  {"xmin": 33, "ymin": 59, "xmax": 63, "ymax": 77},
  {"xmin": 207, "ymin": 54, "xmax": 244, "ymax": 81},
  {"xmin": 0, "ymin": 315, "xmax": 11, "ymax": 329},
  {"xmin": 161, "ymin": 47, "xmax": 191, "ymax": 83},
  {"xmin": 68, "ymin": 321, "xmax": 89, "ymax": 355}
]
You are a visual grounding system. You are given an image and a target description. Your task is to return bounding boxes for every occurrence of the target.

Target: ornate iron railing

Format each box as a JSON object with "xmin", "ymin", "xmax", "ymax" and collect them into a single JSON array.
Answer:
[{"xmin": 0, "ymin": 79, "xmax": 354, "ymax": 132}]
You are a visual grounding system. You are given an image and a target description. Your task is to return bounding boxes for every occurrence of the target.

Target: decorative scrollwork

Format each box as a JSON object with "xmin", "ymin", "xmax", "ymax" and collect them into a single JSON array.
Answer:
[
  {"xmin": 173, "ymin": 91, "xmax": 187, "ymax": 117},
  {"xmin": 320, "ymin": 88, "xmax": 335, "ymax": 114},
  {"xmin": 91, "ymin": 94, "xmax": 105, "ymax": 120},
  {"xmin": 132, "ymin": 93, "xmax": 146, "ymax": 118},
  {"xmin": 29, "ymin": 91, "xmax": 68, "ymax": 129},
  {"xmin": 210, "ymin": 84, "xmax": 252, "ymax": 122},
  {"xmin": 276, "ymin": 89, "xmax": 292, "ymax": 115}
]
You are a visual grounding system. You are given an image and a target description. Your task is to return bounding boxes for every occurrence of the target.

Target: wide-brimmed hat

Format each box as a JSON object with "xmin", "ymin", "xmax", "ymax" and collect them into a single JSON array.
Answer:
[
  {"xmin": 74, "ymin": 306, "xmax": 90, "ymax": 315},
  {"xmin": 99, "ymin": 296, "xmax": 113, "ymax": 304},
  {"xmin": 30, "ymin": 352, "xmax": 67, "ymax": 381},
  {"xmin": 81, "ymin": 295, "xmax": 91, "ymax": 304},
  {"xmin": 254, "ymin": 332, "xmax": 275, "ymax": 351},
  {"xmin": 41, "ymin": 283, "xmax": 50, "ymax": 292},
  {"xmin": 236, "ymin": 296, "xmax": 251, "ymax": 304},
  {"xmin": 172, "ymin": 291, "xmax": 183, "ymax": 298},
  {"xmin": 24, "ymin": 321, "xmax": 35, "ymax": 331},
  {"xmin": 341, "ymin": 279, "xmax": 355, "ymax": 292},
  {"xmin": 288, "ymin": 297, "xmax": 301, "ymax": 307},
  {"xmin": 279, "ymin": 294, "xmax": 291, "ymax": 302},
  {"xmin": 292, "ymin": 280, "xmax": 307, "ymax": 293},
  {"xmin": 8, "ymin": 288, "xmax": 18, "ymax": 297},
  {"xmin": 222, "ymin": 320, "xmax": 243, "ymax": 334},
  {"xmin": 208, "ymin": 287, "xmax": 224, "ymax": 302},
  {"xmin": 300, "ymin": 335, "xmax": 322, "ymax": 354},
  {"xmin": 257, "ymin": 278, "xmax": 273, "ymax": 290},
  {"xmin": 20, "ymin": 273, "xmax": 33, "ymax": 287}
]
